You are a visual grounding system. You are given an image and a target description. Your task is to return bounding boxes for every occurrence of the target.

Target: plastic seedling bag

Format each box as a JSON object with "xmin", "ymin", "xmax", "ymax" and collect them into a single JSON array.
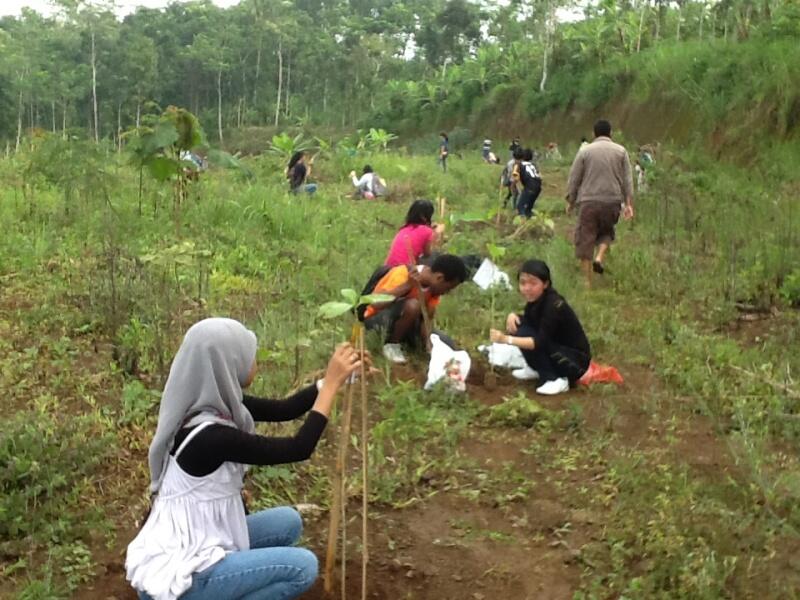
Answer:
[
  {"xmin": 478, "ymin": 342, "xmax": 527, "ymax": 369},
  {"xmin": 425, "ymin": 334, "xmax": 471, "ymax": 392},
  {"xmin": 472, "ymin": 258, "xmax": 512, "ymax": 291}
]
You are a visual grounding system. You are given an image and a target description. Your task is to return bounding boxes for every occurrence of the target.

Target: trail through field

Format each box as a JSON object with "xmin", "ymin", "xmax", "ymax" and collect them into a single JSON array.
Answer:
[{"xmin": 75, "ymin": 167, "xmax": 744, "ymax": 600}]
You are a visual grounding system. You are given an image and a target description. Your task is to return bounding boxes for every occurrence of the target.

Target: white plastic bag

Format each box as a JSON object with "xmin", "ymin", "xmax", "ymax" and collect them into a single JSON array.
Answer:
[
  {"xmin": 425, "ymin": 334, "xmax": 471, "ymax": 392},
  {"xmin": 472, "ymin": 258, "xmax": 512, "ymax": 291},
  {"xmin": 477, "ymin": 342, "xmax": 527, "ymax": 369}
]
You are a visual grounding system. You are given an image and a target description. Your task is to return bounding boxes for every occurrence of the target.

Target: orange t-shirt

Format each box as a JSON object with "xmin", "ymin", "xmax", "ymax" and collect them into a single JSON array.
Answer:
[{"xmin": 363, "ymin": 265, "xmax": 440, "ymax": 319}]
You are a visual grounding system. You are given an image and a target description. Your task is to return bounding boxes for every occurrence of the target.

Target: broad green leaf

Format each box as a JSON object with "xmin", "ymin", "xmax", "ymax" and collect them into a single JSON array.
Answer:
[
  {"xmin": 318, "ymin": 302, "xmax": 353, "ymax": 319},
  {"xmin": 206, "ymin": 149, "xmax": 254, "ymax": 179},
  {"xmin": 143, "ymin": 121, "xmax": 179, "ymax": 155},
  {"xmin": 359, "ymin": 293, "xmax": 395, "ymax": 305},
  {"xmin": 146, "ymin": 156, "xmax": 178, "ymax": 181},
  {"xmin": 486, "ymin": 243, "xmax": 506, "ymax": 259},
  {"xmin": 340, "ymin": 289, "xmax": 359, "ymax": 305}
]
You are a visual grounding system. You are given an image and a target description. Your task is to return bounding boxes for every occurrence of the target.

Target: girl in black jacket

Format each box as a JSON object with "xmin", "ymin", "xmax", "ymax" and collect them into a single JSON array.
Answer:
[{"xmin": 491, "ymin": 260, "xmax": 590, "ymax": 395}]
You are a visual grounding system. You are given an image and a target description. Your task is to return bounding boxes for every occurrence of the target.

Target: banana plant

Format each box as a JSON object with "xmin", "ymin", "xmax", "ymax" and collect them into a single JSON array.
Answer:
[
  {"xmin": 268, "ymin": 131, "xmax": 311, "ymax": 158},
  {"xmin": 365, "ymin": 128, "xmax": 398, "ymax": 152}
]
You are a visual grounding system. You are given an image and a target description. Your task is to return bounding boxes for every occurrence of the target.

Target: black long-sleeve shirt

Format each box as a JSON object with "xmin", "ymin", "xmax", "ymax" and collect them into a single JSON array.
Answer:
[
  {"xmin": 170, "ymin": 384, "xmax": 327, "ymax": 477},
  {"xmin": 522, "ymin": 290, "xmax": 591, "ymax": 356}
]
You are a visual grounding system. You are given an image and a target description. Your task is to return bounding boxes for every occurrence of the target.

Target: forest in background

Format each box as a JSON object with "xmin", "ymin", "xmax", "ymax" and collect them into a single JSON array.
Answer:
[{"xmin": 1, "ymin": 0, "xmax": 798, "ymax": 159}]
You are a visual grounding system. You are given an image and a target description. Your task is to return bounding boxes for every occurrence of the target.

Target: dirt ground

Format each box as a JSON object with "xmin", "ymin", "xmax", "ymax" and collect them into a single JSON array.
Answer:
[
  {"xmin": 66, "ymin": 169, "xmax": 746, "ymax": 599},
  {"xmin": 75, "ymin": 355, "xmax": 739, "ymax": 600}
]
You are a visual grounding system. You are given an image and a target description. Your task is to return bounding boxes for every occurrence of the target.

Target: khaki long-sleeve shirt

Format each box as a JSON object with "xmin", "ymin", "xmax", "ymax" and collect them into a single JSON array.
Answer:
[{"xmin": 567, "ymin": 136, "xmax": 634, "ymax": 206}]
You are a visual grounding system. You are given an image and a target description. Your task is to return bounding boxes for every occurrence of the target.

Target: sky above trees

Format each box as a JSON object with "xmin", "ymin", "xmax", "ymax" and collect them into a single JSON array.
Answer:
[{"xmin": 0, "ymin": 0, "xmax": 239, "ymax": 18}]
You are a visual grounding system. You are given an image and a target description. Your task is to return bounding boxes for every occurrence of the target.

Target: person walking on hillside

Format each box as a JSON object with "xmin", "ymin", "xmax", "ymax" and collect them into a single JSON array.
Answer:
[
  {"xmin": 517, "ymin": 148, "xmax": 542, "ymax": 219},
  {"xmin": 501, "ymin": 148, "xmax": 523, "ymax": 209},
  {"xmin": 438, "ymin": 132, "xmax": 449, "ymax": 172},
  {"xmin": 566, "ymin": 119, "xmax": 634, "ymax": 286}
]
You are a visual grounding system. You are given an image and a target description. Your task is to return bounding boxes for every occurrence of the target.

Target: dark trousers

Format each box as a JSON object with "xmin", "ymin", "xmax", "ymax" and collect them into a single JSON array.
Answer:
[
  {"xmin": 516, "ymin": 180, "xmax": 542, "ymax": 218},
  {"xmin": 517, "ymin": 324, "xmax": 589, "ymax": 383},
  {"xmin": 364, "ymin": 299, "xmax": 456, "ymax": 349},
  {"xmin": 504, "ymin": 185, "xmax": 519, "ymax": 208}
]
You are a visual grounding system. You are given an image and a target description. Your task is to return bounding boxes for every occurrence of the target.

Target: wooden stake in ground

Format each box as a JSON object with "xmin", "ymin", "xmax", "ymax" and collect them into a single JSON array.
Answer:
[
  {"xmin": 324, "ymin": 382, "xmax": 350, "ymax": 594},
  {"xmin": 359, "ymin": 327, "xmax": 369, "ymax": 600},
  {"xmin": 324, "ymin": 324, "xmax": 361, "ymax": 597},
  {"xmin": 497, "ymin": 180, "xmax": 507, "ymax": 228},
  {"xmin": 339, "ymin": 379, "xmax": 354, "ymax": 600}
]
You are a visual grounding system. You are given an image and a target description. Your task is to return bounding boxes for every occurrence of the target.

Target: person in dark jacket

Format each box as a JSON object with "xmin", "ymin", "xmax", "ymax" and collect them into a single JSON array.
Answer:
[
  {"xmin": 516, "ymin": 148, "xmax": 542, "ymax": 219},
  {"xmin": 490, "ymin": 260, "xmax": 590, "ymax": 395},
  {"xmin": 286, "ymin": 151, "xmax": 317, "ymax": 194},
  {"xmin": 438, "ymin": 132, "xmax": 449, "ymax": 172}
]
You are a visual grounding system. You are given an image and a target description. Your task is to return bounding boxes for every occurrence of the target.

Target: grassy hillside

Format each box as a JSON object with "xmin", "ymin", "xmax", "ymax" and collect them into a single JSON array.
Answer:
[{"xmin": 383, "ymin": 37, "xmax": 800, "ymax": 178}]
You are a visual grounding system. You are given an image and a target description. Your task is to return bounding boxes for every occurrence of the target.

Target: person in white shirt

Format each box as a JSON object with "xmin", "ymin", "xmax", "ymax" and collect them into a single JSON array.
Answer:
[{"xmin": 349, "ymin": 165, "xmax": 385, "ymax": 199}]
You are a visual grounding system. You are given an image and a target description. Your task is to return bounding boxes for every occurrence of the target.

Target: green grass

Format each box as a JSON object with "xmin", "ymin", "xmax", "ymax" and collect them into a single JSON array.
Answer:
[{"xmin": 0, "ymin": 136, "xmax": 799, "ymax": 597}]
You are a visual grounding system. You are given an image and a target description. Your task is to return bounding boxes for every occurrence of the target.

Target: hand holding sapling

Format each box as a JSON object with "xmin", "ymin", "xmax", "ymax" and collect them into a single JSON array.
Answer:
[
  {"xmin": 324, "ymin": 343, "xmax": 362, "ymax": 387},
  {"xmin": 490, "ymin": 329, "xmax": 507, "ymax": 344}
]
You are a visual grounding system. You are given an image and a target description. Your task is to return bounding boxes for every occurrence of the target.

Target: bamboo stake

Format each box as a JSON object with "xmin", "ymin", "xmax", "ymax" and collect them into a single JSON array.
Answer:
[
  {"xmin": 324, "ymin": 325, "xmax": 359, "ymax": 597},
  {"xmin": 324, "ymin": 384, "xmax": 347, "ymax": 594},
  {"xmin": 359, "ymin": 326, "xmax": 369, "ymax": 600},
  {"xmin": 340, "ymin": 378, "xmax": 354, "ymax": 600}
]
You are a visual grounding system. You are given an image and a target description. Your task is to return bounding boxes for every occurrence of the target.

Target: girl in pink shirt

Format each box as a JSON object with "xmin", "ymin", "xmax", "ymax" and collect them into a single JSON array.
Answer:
[{"xmin": 385, "ymin": 200, "xmax": 445, "ymax": 267}]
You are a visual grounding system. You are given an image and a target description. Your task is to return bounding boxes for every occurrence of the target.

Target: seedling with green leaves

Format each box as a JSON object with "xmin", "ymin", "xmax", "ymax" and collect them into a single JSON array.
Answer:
[
  {"xmin": 484, "ymin": 242, "xmax": 507, "ymax": 387},
  {"xmin": 318, "ymin": 288, "xmax": 391, "ymax": 599}
]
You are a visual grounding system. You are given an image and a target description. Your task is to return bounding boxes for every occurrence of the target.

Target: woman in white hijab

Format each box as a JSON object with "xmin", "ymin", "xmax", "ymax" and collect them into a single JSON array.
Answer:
[{"xmin": 126, "ymin": 318, "xmax": 363, "ymax": 600}]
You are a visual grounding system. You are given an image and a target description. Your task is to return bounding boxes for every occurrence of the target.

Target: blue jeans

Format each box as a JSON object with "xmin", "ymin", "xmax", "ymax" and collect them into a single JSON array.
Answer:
[
  {"xmin": 137, "ymin": 507, "xmax": 317, "ymax": 600},
  {"xmin": 291, "ymin": 183, "xmax": 317, "ymax": 195},
  {"xmin": 516, "ymin": 180, "xmax": 542, "ymax": 218}
]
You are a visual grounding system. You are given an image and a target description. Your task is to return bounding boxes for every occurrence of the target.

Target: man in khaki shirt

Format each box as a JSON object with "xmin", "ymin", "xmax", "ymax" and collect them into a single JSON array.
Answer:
[{"xmin": 566, "ymin": 120, "xmax": 634, "ymax": 286}]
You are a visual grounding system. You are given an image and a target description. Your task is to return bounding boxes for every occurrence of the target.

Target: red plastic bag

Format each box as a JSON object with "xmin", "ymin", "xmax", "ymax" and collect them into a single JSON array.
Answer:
[{"xmin": 578, "ymin": 361, "xmax": 624, "ymax": 386}]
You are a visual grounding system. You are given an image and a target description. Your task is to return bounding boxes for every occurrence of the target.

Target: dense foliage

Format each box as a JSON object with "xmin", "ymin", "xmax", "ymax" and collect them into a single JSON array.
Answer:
[{"xmin": 0, "ymin": 0, "xmax": 797, "ymax": 148}]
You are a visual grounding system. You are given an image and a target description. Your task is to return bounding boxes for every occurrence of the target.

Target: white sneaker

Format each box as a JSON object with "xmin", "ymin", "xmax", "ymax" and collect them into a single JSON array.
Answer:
[
  {"xmin": 382, "ymin": 343, "xmax": 407, "ymax": 364},
  {"xmin": 512, "ymin": 366, "xmax": 539, "ymax": 380},
  {"xmin": 536, "ymin": 378, "xmax": 570, "ymax": 395}
]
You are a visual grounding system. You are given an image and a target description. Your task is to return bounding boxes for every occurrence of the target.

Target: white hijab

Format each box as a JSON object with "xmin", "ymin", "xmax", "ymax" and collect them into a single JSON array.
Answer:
[{"xmin": 148, "ymin": 318, "xmax": 257, "ymax": 494}]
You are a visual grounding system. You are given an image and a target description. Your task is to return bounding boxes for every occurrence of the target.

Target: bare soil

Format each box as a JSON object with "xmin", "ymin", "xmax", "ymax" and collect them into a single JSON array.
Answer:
[{"xmin": 76, "ymin": 353, "xmax": 740, "ymax": 600}]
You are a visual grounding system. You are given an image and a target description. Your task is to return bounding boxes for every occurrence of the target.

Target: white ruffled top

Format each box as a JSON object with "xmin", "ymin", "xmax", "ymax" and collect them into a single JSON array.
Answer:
[{"xmin": 126, "ymin": 421, "xmax": 249, "ymax": 600}]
